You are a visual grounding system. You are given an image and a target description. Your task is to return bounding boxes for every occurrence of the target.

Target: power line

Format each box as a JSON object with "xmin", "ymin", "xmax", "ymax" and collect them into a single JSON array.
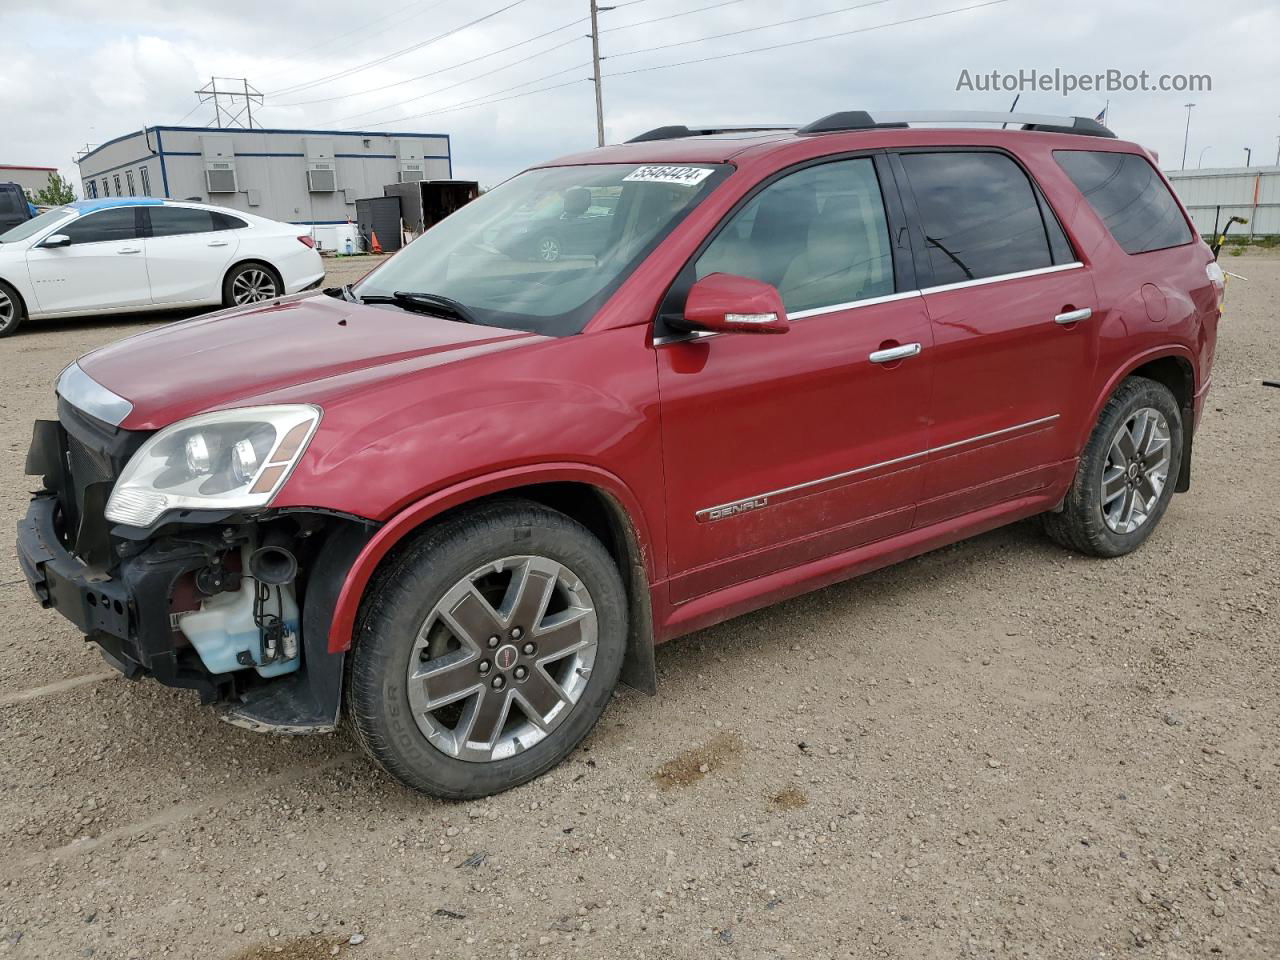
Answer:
[
  {"xmin": 256, "ymin": 0, "xmax": 450, "ymax": 87},
  {"xmin": 601, "ymin": 0, "xmax": 749, "ymax": 34},
  {"xmin": 344, "ymin": 0, "xmax": 890, "ymax": 129},
  {"xmin": 275, "ymin": 16, "xmax": 588, "ymax": 110},
  {"xmin": 266, "ymin": 0, "xmax": 534, "ymax": 98},
  {"xmin": 607, "ymin": 0, "xmax": 904, "ymax": 64},
  {"xmin": 605, "ymin": 0, "xmax": 1010, "ymax": 80},
  {"xmin": 364, "ymin": 0, "xmax": 1011, "ymax": 125}
]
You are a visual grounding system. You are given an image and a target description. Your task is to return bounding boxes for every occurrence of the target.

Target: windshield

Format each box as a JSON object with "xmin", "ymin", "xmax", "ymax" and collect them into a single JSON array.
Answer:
[
  {"xmin": 0, "ymin": 206, "xmax": 74, "ymax": 244},
  {"xmin": 355, "ymin": 163, "xmax": 730, "ymax": 335}
]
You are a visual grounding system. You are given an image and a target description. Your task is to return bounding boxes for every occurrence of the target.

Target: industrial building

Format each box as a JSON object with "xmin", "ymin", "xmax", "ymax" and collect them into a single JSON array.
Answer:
[
  {"xmin": 0, "ymin": 164, "xmax": 61, "ymax": 198},
  {"xmin": 1167, "ymin": 165, "xmax": 1280, "ymax": 238},
  {"xmin": 75, "ymin": 126, "xmax": 453, "ymax": 226}
]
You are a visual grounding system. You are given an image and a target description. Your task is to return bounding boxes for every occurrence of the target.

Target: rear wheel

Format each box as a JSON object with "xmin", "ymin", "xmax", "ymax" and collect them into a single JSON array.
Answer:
[
  {"xmin": 347, "ymin": 500, "xmax": 627, "ymax": 799},
  {"xmin": 1045, "ymin": 376, "xmax": 1183, "ymax": 557},
  {"xmin": 0, "ymin": 281, "xmax": 25, "ymax": 337},
  {"xmin": 223, "ymin": 262, "xmax": 281, "ymax": 307}
]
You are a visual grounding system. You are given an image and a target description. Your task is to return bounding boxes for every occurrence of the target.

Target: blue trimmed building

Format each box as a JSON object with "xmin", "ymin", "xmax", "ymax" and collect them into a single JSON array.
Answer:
[{"xmin": 75, "ymin": 126, "xmax": 453, "ymax": 226}]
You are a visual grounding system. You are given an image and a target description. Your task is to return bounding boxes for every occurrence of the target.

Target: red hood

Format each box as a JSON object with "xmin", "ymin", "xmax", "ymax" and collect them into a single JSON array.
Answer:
[{"xmin": 77, "ymin": 294, "xmax": 544, "ymax": 430}]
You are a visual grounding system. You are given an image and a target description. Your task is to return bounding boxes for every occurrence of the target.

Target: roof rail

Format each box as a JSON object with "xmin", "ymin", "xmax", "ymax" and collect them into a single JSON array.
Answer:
[
  {"xmin": 798, "ymin": 110, "xmax": 1116, "ymax": 139},
  {"xmin": 627, "ymin": 124, "xmax": 796, "ymax": 143}
]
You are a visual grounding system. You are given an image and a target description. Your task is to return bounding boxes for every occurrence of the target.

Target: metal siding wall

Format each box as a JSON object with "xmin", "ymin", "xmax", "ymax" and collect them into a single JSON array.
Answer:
[
  {"xmin": 89, "ymin": 127, "xmax": 453, "ymax": 224},
  {"xmin": 1167, "ymin": 167, "xmax": 1280, "ymax": 237}
]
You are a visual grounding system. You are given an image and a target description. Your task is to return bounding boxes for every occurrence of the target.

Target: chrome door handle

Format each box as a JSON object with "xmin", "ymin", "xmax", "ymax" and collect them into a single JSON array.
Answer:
[
  {"xmin": 1054, "ymin": 307, "xmax": 1092, "ymax": 325},
  {"xmin": 208, "ymin": 240, "xmax": 229, "ymax": 247},
  {"xmin": 117, "ymin": 247, "xmax": 142, "ymax": 255},
  {"xmin": 869, "ymin": 342, "xmax": 922, "ymax": 364}
]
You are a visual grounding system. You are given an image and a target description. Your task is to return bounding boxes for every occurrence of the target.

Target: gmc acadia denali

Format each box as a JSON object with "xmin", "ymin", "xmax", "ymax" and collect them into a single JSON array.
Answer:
[{"xmin": 17, "ymin": 110, "xmax": 1221, "ymax": 798}]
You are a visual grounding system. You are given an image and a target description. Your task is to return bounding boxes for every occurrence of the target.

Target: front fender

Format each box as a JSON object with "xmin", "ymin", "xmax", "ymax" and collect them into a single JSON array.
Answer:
[{"xmin": 325, "ymin": 462, "xmax": 656, "ymax": 654}]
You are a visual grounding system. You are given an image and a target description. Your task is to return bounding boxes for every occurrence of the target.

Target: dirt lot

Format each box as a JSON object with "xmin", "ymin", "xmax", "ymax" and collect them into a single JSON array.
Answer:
[{"xmin": 1, "ymin": 253, "xmax": 1277, "ymax": 960}]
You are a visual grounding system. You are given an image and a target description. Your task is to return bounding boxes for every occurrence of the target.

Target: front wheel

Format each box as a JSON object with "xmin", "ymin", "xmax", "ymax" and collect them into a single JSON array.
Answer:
[
  {"xmin": 1045, "ymin": 376, "xmax": 1183, "ymax": 557},
  {"xmin": 0, "ymin": 280, "xmax": 25, "ymax": 337},
  {"xmin": 347, "ymin": 500, "xmax": 627, "ymax": 799}
]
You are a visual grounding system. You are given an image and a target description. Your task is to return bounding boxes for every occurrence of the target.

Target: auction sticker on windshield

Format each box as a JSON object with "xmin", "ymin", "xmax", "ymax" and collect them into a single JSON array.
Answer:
[{"xmin": 623, "ymin": 165, "xmax": 715, "ymax": 186}]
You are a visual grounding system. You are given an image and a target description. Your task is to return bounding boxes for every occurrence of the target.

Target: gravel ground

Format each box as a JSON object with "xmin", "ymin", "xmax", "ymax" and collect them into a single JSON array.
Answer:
[{"xmin": 0, "ymin": 253, "xmax": 1277, "ymax": 960}]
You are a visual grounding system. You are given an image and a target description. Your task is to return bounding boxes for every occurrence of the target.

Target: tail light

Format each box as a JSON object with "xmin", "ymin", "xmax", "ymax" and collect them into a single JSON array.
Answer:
[{"xmin": 297, "ymin": 235, "xmax": 315, "ymax": 249}]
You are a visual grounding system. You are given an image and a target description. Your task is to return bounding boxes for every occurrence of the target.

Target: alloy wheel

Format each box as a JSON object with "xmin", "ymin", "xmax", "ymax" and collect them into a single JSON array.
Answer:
[
  {"xmin": 1101, "ymin": 406, "xmax": 1171, "ymax": 534},
  {"xmin": 0, "ymin": 289, "xmax": 14, "ymax": 333},
  {"xmin": 231, "ymin": 268, "xmax": 279, "ymax": 304},
  {"xmin": 407, "ymin": 555, "xmax": 598, "ymax": 763},
  {"xmin": 537, "ymin": 237, "xmax": 561, "ymax": 262}
]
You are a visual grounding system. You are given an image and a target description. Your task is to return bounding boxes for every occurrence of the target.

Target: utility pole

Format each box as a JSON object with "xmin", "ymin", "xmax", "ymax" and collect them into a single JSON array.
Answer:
[
  {"xmin": 1180, "ymin": 102, "xmax": 1196, "ymax": 170},
  {"xmin": 1244, "ymin": 147, "xmax": 1252, "ymax": 168},
  {"xmin": 589, "ymin": 0, "xmax": 609, "ymax": 147}
]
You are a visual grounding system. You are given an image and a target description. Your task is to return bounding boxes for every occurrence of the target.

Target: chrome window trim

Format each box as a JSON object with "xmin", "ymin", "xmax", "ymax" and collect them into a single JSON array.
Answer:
[
  {"xmin": 654, "ymin": 264, "xmax": 1084, "ymax": 346},
  {"xmin": 919, "ymin": 261, "xmax": 1083, "ymax": 295},
  {"xmin": 694, "ymin": 414, "xmax": 1060, "ymax": 521},
  {"xmin": 56, "ymin": 362, "xmax": 133, "ymax": 427}
]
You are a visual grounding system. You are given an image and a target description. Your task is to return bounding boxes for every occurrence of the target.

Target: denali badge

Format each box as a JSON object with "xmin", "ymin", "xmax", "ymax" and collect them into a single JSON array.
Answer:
[{"xmin": 700, "ymin": 497, "xmax": 769, "ymax": 523}]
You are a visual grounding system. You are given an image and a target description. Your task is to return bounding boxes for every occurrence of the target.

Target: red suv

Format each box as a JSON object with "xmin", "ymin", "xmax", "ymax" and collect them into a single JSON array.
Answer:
[{"xmin": 18, "ymin": 110, "xmax": 1222, "ymax": 798}]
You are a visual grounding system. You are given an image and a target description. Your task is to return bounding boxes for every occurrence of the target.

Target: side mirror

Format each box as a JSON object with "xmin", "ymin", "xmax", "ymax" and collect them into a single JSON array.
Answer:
[
  {"xmin": 680, "ymin": 273, "xmax": 789, "ymax": 335},
  {"xmin": 40, "ymin": 234, "xmax": 71, "ymax": 248}
]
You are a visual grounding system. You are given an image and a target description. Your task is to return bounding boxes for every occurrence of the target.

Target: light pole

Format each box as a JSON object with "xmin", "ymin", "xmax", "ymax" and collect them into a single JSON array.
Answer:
[
  {"xmin": 1180, "ymin": 102, "xmax": 1196, "ymax": 170},
  {"xmin": 1198, "ymin": 146, "xmax": 1212, "ymax": 168},
  {"xmin": 1244, "ymin": 147, "xmax": 1252, "ymax": 168}
]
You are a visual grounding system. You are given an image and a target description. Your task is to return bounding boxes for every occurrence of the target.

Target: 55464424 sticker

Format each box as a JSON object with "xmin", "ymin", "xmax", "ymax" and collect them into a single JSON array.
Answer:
[{"xmin": 622, "ymin": 165, "xmax": 715, "ymax": 187}]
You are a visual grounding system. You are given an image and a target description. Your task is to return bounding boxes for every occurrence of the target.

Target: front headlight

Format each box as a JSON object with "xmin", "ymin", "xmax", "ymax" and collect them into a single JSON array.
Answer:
[{"xmin": 105, "ymin": 405, "xmax": 321, "ymax": 527}]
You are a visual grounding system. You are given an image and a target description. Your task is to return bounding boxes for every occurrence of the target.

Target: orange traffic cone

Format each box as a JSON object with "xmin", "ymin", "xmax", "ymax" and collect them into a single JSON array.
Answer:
[{"xmin": 369, "ymin": 230, "xmax": 383, "ymax": 254}]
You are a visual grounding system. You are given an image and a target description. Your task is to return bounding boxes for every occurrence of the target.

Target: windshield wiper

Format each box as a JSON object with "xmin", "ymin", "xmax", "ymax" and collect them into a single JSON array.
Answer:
[{"xmin": 361, "ymin": 291, "xmax": 479, "ymax": 324}]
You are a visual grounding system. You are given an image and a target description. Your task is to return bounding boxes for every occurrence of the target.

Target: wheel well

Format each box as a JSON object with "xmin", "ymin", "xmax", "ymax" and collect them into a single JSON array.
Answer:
[
  {"xmin": 390, "ymin": 482, "xmax": 657, "ymax": 693},
  {"xmin": 1127, "ymin": 355, "xmax": 1195, "ymax": 493},
  {"xmin": 0, "ymin": 276, "xmax": 25, "ymax": 313},
  {"xmin": 225, "ymin": 258, "xmax": 283, "ymax": 290}
]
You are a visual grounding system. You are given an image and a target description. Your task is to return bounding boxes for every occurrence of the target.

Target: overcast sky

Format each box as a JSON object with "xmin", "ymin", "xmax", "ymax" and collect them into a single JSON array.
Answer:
[{"xmin": 3, "ymin": 0, "xmax": 1278, "ymax": 194}]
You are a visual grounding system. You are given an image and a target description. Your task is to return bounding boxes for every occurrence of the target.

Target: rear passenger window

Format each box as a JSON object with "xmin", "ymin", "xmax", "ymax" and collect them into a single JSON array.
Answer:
[
  {"xmin": 211, "ymin": 212, "xmax": 247, "ymax": 230},
  {"xmin": 1054, "ymin": 150, "xmax": 1191, "ymax": 254},
  {"xmin": 696, "ymin": 157, "xmax": 894, "ymax": 314},
  {"xmin": 149, "ymin": 207, "xmax": 218, "ymax": 236},
  {"xmin": 900, "ymin": 152, "xmax": 1057, "ymax": 285}
]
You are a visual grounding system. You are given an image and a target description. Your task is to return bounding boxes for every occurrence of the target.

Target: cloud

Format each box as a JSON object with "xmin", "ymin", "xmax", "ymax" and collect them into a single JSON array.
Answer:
[{"xmin": 2, "ymin": 0, "xmax": 1278, "ymax": 192}]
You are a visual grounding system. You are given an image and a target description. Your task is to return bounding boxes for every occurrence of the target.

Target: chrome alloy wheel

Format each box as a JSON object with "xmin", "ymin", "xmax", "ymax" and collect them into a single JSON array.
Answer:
[
  {"xmin": 231, "ymin": 268, "xmax": 279, "ymax": 304},
  {"xmin": 407, "ymin": 555, "xmax": 598, "ymax": 763},
  {"xmin": 1101, "ymin": 406, "xmax": 1172, "ymax": 534},
  {"xmin": 0, "ymin": 288, "xmax": 15, "ymax": 333}
]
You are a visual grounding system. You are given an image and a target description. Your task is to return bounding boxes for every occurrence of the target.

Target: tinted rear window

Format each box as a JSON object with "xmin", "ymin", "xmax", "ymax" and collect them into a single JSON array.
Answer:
[
  {"xmin": 1054, "ymin": 150, "xmax": 1191, "ymax": 254},
  {"xmin": 899, "ymin": 152, "xmax": 1058, "ymax": 285},
  {"xmin": 0, "ymin": 188, "xmax": 23, "ymax": 215}
]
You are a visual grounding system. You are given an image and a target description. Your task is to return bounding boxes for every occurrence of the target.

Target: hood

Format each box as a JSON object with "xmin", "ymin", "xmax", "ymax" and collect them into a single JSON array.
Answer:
[{"xmin": 77, "ymin": 294, "xmax": 544, "ymax": 430}]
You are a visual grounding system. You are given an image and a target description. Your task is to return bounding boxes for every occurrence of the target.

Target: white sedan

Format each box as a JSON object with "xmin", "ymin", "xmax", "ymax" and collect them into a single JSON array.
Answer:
[{"xmin": 0, "ymin": 198, "xmax": 324, "ymax": 336}]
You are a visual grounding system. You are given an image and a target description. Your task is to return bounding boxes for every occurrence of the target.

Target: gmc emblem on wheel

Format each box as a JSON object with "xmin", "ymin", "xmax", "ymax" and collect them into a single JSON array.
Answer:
[
  {"xmin": 701, "ymin": 497, "xmax": 769, "ymax": 523},
  {"xmin": 494, "ymin": 644, "xmax": 519, "ymax": 671}
]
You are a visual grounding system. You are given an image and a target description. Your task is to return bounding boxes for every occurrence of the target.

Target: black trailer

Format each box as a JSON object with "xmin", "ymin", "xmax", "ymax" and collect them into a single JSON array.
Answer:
[{"xmin": 382, "ymin": 179, "xmax": 480, "ymax": 238}]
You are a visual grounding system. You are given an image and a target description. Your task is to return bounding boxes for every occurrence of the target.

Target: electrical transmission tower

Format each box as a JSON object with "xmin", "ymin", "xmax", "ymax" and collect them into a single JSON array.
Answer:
[{"xmin": 196, "ymin": 78, "xmax": 265, "ymax": 129}]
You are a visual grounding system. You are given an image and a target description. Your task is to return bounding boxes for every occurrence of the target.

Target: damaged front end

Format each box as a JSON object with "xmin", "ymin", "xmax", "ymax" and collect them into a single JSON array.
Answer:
[{"xmin": 16, "ymin": 395, "xmax": 371, "ymax": 734}]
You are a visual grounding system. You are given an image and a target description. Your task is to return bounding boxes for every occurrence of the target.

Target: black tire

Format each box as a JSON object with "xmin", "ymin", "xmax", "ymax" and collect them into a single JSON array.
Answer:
[
  {"xmin": 347, "ymin": 500, "xmax": 627, "ymax": 799},
  {"xmin": 0, "ymin": 279, "xmax": 25, "ymax": 338},
  {"xmin": 1044, "ymin": 376, "xmax": 1183, "ymax": 557},
  {"xmin": 222, "ymin": 262, "xmax": 282, "ymax": 307}
]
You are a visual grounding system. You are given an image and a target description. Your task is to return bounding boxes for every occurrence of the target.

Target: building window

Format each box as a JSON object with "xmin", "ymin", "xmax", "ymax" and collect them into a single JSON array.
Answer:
[
  {"xmin": 84, "ymin": 181, "xmax": 96, "ymax": 198},
  {"xmin": 102, "ymin": 178, "xmax": 110, "ymax": 197},
  {"xmin": 113, "ymin": 174, "xmax": 122, "ymax": 196},
  {"xmin": 139, "ymin": 167, "xmax": 151, "ymax": 197},
  {"xmin": 125, "ymin": 170, "xmax": 135, "ymax": 196}
]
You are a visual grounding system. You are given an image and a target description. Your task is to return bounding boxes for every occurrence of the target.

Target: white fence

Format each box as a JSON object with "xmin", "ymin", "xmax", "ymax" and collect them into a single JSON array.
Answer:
[{"xmin": 1165, "ymin": 166, "xmax": 1280, "ymax": 238}]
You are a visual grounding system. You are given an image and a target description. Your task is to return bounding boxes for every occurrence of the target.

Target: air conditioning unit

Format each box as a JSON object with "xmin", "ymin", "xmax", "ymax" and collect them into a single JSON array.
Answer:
[
  {"xmin": 398, "ymin": 162, "xmax": 424, "ymax": 183},
  {"xmin": 205, "ymin": 163, "xmax": 237, "ymax": 193},
  {"xmin": 307, "ymin": 164, "xmax": 337, "ymax": 192}
]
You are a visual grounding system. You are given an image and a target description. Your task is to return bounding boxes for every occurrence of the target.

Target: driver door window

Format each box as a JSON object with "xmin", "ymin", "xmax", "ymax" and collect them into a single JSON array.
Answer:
[{"xmin": 695, "ymin": 157, "xmax": 895, "ymax": 313}]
